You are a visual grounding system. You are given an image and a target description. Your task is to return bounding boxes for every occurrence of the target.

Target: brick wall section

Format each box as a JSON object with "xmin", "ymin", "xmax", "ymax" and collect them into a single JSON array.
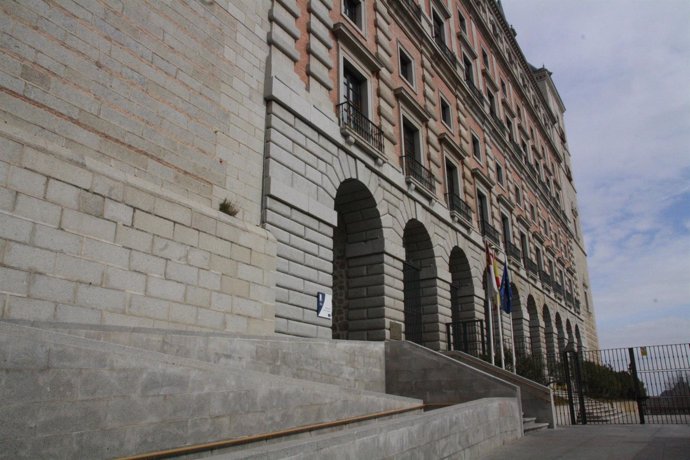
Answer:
[
  {"xmin": 0, "ymin": 0, "xmax": 269, "ymax": 224},
  {"xmin": 0, "ymin": 129, "xmax": 276, "ymax": 334}
]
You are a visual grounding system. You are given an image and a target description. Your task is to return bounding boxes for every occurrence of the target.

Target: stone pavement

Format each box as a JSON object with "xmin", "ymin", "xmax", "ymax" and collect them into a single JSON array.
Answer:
[{"xmin": 481, "ymin": 424, "xmax": 690, "ymax": 460}]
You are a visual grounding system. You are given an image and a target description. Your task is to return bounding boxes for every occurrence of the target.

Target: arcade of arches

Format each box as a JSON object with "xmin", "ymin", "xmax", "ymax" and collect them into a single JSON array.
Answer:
[{"xmin": 329, "ymin": 180, "xmax": 586, "ymax": 361}]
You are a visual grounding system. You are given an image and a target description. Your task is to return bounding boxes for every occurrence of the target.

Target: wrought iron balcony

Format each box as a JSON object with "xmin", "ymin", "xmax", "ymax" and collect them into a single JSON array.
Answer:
[
  {"xmin": 446, "ymin": 193, "xmax": 473, "ymax": 223},
  {"xmin": 467, "ymin": 80, "xmax": 484, "ymax": 101},
  {"xmin": 539, "ymin": 270, "xmax": 552, "ymax": 288},
  {"xmin": 507, "ymin": 242, "xmax": 522, "ymax": 263},
  {"xmin": 481, "ymin": 220, "xmax": 501, "ymax": 245},
  {"xmin": 574, "ymin": 298, "xmax": 581, "ymax": 312},
  {"xmin": 491, "ymin": 113, "xmax": 506, "ymax": 134},
  {"xmin": 528, "ymin": 163, "xmax": 538, "ymax": 177},
  {"xmin": 337, "ymin": 101, "xmax": 384, "ymax": 153},
  {"xmin": 396, "ymin": 0, "xmax": 422, "ymax": 20},
  {"xmin": 553, "ymin": 282, "xmax": 564, "ymax": 297},
  {"xmin": 525, "ymin": 258, "xmax": 538, "ymax": 276},
  {"xmin": 434, "ymin": 34, "xmax": 457, "ymax": 66},
  {"xmin": 403, "ymin": 155, "xmax": 435, "ymax": 193}
]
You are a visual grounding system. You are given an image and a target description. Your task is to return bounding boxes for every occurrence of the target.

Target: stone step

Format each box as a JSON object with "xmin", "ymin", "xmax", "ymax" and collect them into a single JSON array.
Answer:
[{"xmin": 523, "ymin": 420, "xmax": 550, "ymax": 433}]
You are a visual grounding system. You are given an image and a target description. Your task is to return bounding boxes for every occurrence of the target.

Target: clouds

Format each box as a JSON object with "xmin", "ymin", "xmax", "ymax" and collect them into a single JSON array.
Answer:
[{"xmin": 502, "ymin": 0, "xmax": 690, "ymax": 349}]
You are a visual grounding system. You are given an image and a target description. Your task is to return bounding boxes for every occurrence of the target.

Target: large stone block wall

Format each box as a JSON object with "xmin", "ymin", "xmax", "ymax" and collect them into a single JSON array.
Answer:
[
  {"xmin": 0, "ymin": 129, "xmax": 276, "ymax": 334},
  {"xmin": 13, "ymin": 322, "xmax": 387, "ymax": 392},
  {"xmin": 0, "ymin": 0, "xmax": 269, "ymax": 223},
  {"xmin": 0, "ymin": 321, "xmax": 418, "ymax": 459},
  {"xmin": 0, "ymin": 0, "xmax": 278, "ymax": 332}
]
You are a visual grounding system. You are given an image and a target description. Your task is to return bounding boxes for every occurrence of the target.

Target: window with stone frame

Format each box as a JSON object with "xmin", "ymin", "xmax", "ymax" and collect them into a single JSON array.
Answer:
[
  {"xmin": 343, "ymin": 0, "xmax": 363, "ymax": 30},
  {"xmin": 472, "ymin": 133, "xmax": 482, "ymax": 161},
  {"xmin": 399, "ymin": 46, "xmax": 415, "ymax": 87},
  {"xmin": 440, "ymin": 95, "xmax": 452, "ymax": 128}
]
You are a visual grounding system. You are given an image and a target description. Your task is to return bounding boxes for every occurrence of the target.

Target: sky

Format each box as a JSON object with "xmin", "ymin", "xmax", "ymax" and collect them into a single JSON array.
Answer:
[{"xmin": 501, "ymin": 0, "xmax": 690, "ymax": 349}]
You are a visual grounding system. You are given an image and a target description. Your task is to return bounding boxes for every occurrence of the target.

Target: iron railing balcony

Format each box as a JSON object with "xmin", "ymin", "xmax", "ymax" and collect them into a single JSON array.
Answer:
[
  {"xmin": 403, "ymin": 155, "xmax": 435, "ymax": 193},
  {"xmin": 539, "ymin": 270, "xmax": 552, "ymax": 288},
  {"xmin": 337, "ymin": 101, "xmax": 384, "ymax": 153},
  {"xmin": 446, "ymin": 193, "xmax": 473, "ymax": 223},
  {"xmin": 574, "ymin": 298, "xmax": 581, "ymax": 312},
  {"xmin": 553, "ymin": 282, "xmax": 564, "ymax": 297},
  {"xmin": 481, "ymin": 220, "xmax": 501, "ymax": 245},
  {"xmin": 467, "ymin": 79, "xmax": 484, "ymax": 101},
  {"xmin": 396, "ymin": 0, "xmax": 422, "ymax": 20},
  {"xmin": 507, "ymin": 241, "xmax": 522, "ymax": 263},
  {"xmin": 528, "ymin": 163, "xmax": 538, "ymax": 177},
  {"xmin": 525, "ymin": 258, "xmax": 538, "ymax": 275},
  {"xmin": 434, "ymin": 34, "xmax": 457, "ymax": 66}
]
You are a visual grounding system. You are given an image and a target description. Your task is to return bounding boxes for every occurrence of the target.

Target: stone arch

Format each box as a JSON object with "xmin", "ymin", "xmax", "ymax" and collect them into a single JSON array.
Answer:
[
  {"xmin": 575, "ymin": 324, "xmax": 584, "ymax": 351},
  {"xmin": 403, "ymin": 219, "xmax": 437, "ymax": 347},
  {"xmin": 555, "ymin": 313, "xmax": 565, "ymax": 355},
  {"xmin": 565, "ymin": 319, "xmax": 574, "ymax": 349},
  {"xmin": 543, "ymin": 305, "xmax": 557, "ymax": 372},
  {"xmin": 332, "ymin": 179, "xmax": 385, "ymax": 341},
  {"xmin": 448, "ymin": 246, "xmax": 476, "ymax": 351},
  {"xmin": 510, "ymin": 283, "xmax": 527, "ymax": 359},
  {"xmin": 526, "ymin": 295, "xmax": 542, "ymax": 358}
]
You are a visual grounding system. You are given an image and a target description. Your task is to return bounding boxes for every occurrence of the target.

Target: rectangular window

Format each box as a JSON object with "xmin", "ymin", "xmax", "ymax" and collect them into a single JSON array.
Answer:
[
  {"xmin": 463, "ymin": 55, "xmax": 474, "ymax": 84},
  {"xmin": 520, "ymin": 231, "xmax": 528, "ymax": 264},
  {"xmin": 530, "ymin": 203, "xmax": 536, "ymax": 221},
  {"xmin": 402, "ymin": 117, "xmax": 421, "ymax": 161},
  {"xmin": 472, "ymin": 134, "xmax": 481, "ymax": 161},
  {"xmin": 446, "ymin": 159, "xmax": 459, "ymax": 196},
  {"xmin": 433, "ymin": 11, "xmax": 446, "ymax": 45},
  {"xmin": 506, "ymin": 118, "xmax": 513, "ymax": 140},
  {"xmin": 343, "ymin": 61, "xmax": 367, "ymax": 114},
  {"xmin": 536, "ymin": 247, "xmax": 543, "ymax": 271},
  {"xmin": 488, "ymin": 92, "xmax": 496, "ymax": 117},
  {"xmin": 477, "ymin": 190, "xmax": 489, "ymax": 224},
  {"xmin": 515, "ymin": 185, "xmax": 522, "ymax": 205},
  {"xmin": 459, "ymin": 12, "xmax": 467, "ymax": 34},
  {"xmin": 482, "ymin": 49, "xmax": 489, "ymax": 68},
  {"xmin": 440, "ymin": 96, "xmax": 452, "ymax": 128},
  {"xmin": 501, "ymin": 213, "xmax": 511, "ymax": 248},
  {"xmin": 496, "ymin": 162, "xmax": 504, "ymax": 185},
  {"xmin": 501, "ymin": 79, "xmax": 507, "ymax": 96},
  {"xmin": 343, "ymin": 0, "xmax": 363, "ymax": 29},
  {"xmin": 399, "ymin": 47, "xmax": 414, "ymax": 86}
]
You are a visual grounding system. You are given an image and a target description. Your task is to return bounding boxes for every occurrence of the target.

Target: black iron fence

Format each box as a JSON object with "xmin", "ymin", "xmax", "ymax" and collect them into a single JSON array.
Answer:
[
  {"xmin": 337, "ymin": 101, "xmax": 384, "ymax": 153},
  {"xmin": 434, "ymin": 34, "xmax": 457, "ymax": 65},
  {"xmin": 507, "ymin": 242, "xmax": 522, "ymax": 263},
  {"xmin": 557, "ymin": 344, "xmax": 690, "ymax": 426},
  {"xmin": 446, "ymin": 320, "xmax": 486, "ymax": 357}
]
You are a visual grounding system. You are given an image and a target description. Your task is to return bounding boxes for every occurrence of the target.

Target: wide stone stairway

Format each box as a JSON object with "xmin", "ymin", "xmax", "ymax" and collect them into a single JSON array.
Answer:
[{"xmin": 0, "ymin": 320, "xmax": 552, "ymax": 459}]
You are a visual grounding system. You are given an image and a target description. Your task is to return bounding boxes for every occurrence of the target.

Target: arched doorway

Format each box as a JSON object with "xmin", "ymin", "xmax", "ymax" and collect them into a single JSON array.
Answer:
[
  {"xmin": 566, "ymin": 319, "xmax": 574, "ymax": 349},
  {"xmin": 510, "ymin": 283, "xmax": 527, "ymax": 359},
  {"xmin": 575, "ymin": 325, "xmax": 583, "ymax": 352},
  {"xmin": 332, "ymin": 180, "xmax": 384, "ymax": 340},
  {"xmin": 543, "ymin": 305, "xmax": 557, "ymax": 374},
  {"xmin": 403, "ymin": 220, "xmax": 437, "ymax": 346},
  {"xmin": 555, "ymin": 313, "xmax": 565, "ymax": 355},
  {"xmin": 526, "ymin": 295, "xmax": 541, "ymax": 358},
  {"xmin": 448, "ymin": 247, "xmax": 475, "ymax": 352}
]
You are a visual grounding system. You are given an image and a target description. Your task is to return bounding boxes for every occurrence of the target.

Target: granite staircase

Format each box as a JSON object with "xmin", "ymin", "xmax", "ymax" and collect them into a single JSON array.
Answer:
[{"xmin": 1, "ymin": 320, "xmax": 525, "ymax": 459}]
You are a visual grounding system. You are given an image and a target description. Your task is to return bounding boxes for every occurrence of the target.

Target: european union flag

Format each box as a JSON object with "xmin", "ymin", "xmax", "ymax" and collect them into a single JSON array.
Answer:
[{"xmin": 500, "ymin": 259, "xmax": 512, "ymax": 314}]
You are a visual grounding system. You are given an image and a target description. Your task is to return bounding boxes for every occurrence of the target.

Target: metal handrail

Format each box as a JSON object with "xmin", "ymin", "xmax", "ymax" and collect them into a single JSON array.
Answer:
[
  {"xmin": 525, "ymin": 258, "xmax": 538, "ymax": 275},
  {"xmin": 446, "ymin": 193, "xmax": 473, "ymax": 222},
  {"xmin": 507, "ymin": 241, "xmax": 522, "ymax": 262},
  {"xmin": 539, "ymin": 270, "xmax": 552, "ymax": 288},
  {"xmin": 396, "ymin": 0, "xmax": 422, "ymax": 20},
  {"xmin": 403, "ymin": 155, "xmax": 435, "ymax": 193},
  {"xmin": 434, "ymin": 33, "xmax": 457, "ymax": 65},
  {"xmin": 481, "ymin": 220, "xmax": 501, "ymax": 245},
  {"xmin": 337, "ymin": 101, "xmax": 384, "ymax": 152}
]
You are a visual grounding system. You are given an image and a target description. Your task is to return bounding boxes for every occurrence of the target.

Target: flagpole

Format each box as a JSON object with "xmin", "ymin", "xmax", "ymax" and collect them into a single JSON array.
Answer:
[
  {"xmin": 497, "ymin": 290, "xmax": 505, "ymax": 369},
  {"xmin": 486, "ymin": 268, "xmax": 495, "ymax": 366},
  {"xmin": 509, "ymin": 311, "xmax": 517, "ymax": 373}
]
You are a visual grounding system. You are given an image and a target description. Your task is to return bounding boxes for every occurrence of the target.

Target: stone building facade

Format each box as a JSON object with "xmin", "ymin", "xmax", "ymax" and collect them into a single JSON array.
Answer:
[
  {"xmin": 0, "ymin": 0, "xmax": 598, "ymax": 359},
  {"xmin": 262, "ymin": 0, "xmax": 599, "ymax": 355}
]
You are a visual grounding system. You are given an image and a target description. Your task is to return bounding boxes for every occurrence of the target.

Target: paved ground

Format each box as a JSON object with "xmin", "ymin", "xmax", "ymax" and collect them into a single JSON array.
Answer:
[{"xmin": 481, "ymin": 424, "xmax": 690, "ymax": 460}]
